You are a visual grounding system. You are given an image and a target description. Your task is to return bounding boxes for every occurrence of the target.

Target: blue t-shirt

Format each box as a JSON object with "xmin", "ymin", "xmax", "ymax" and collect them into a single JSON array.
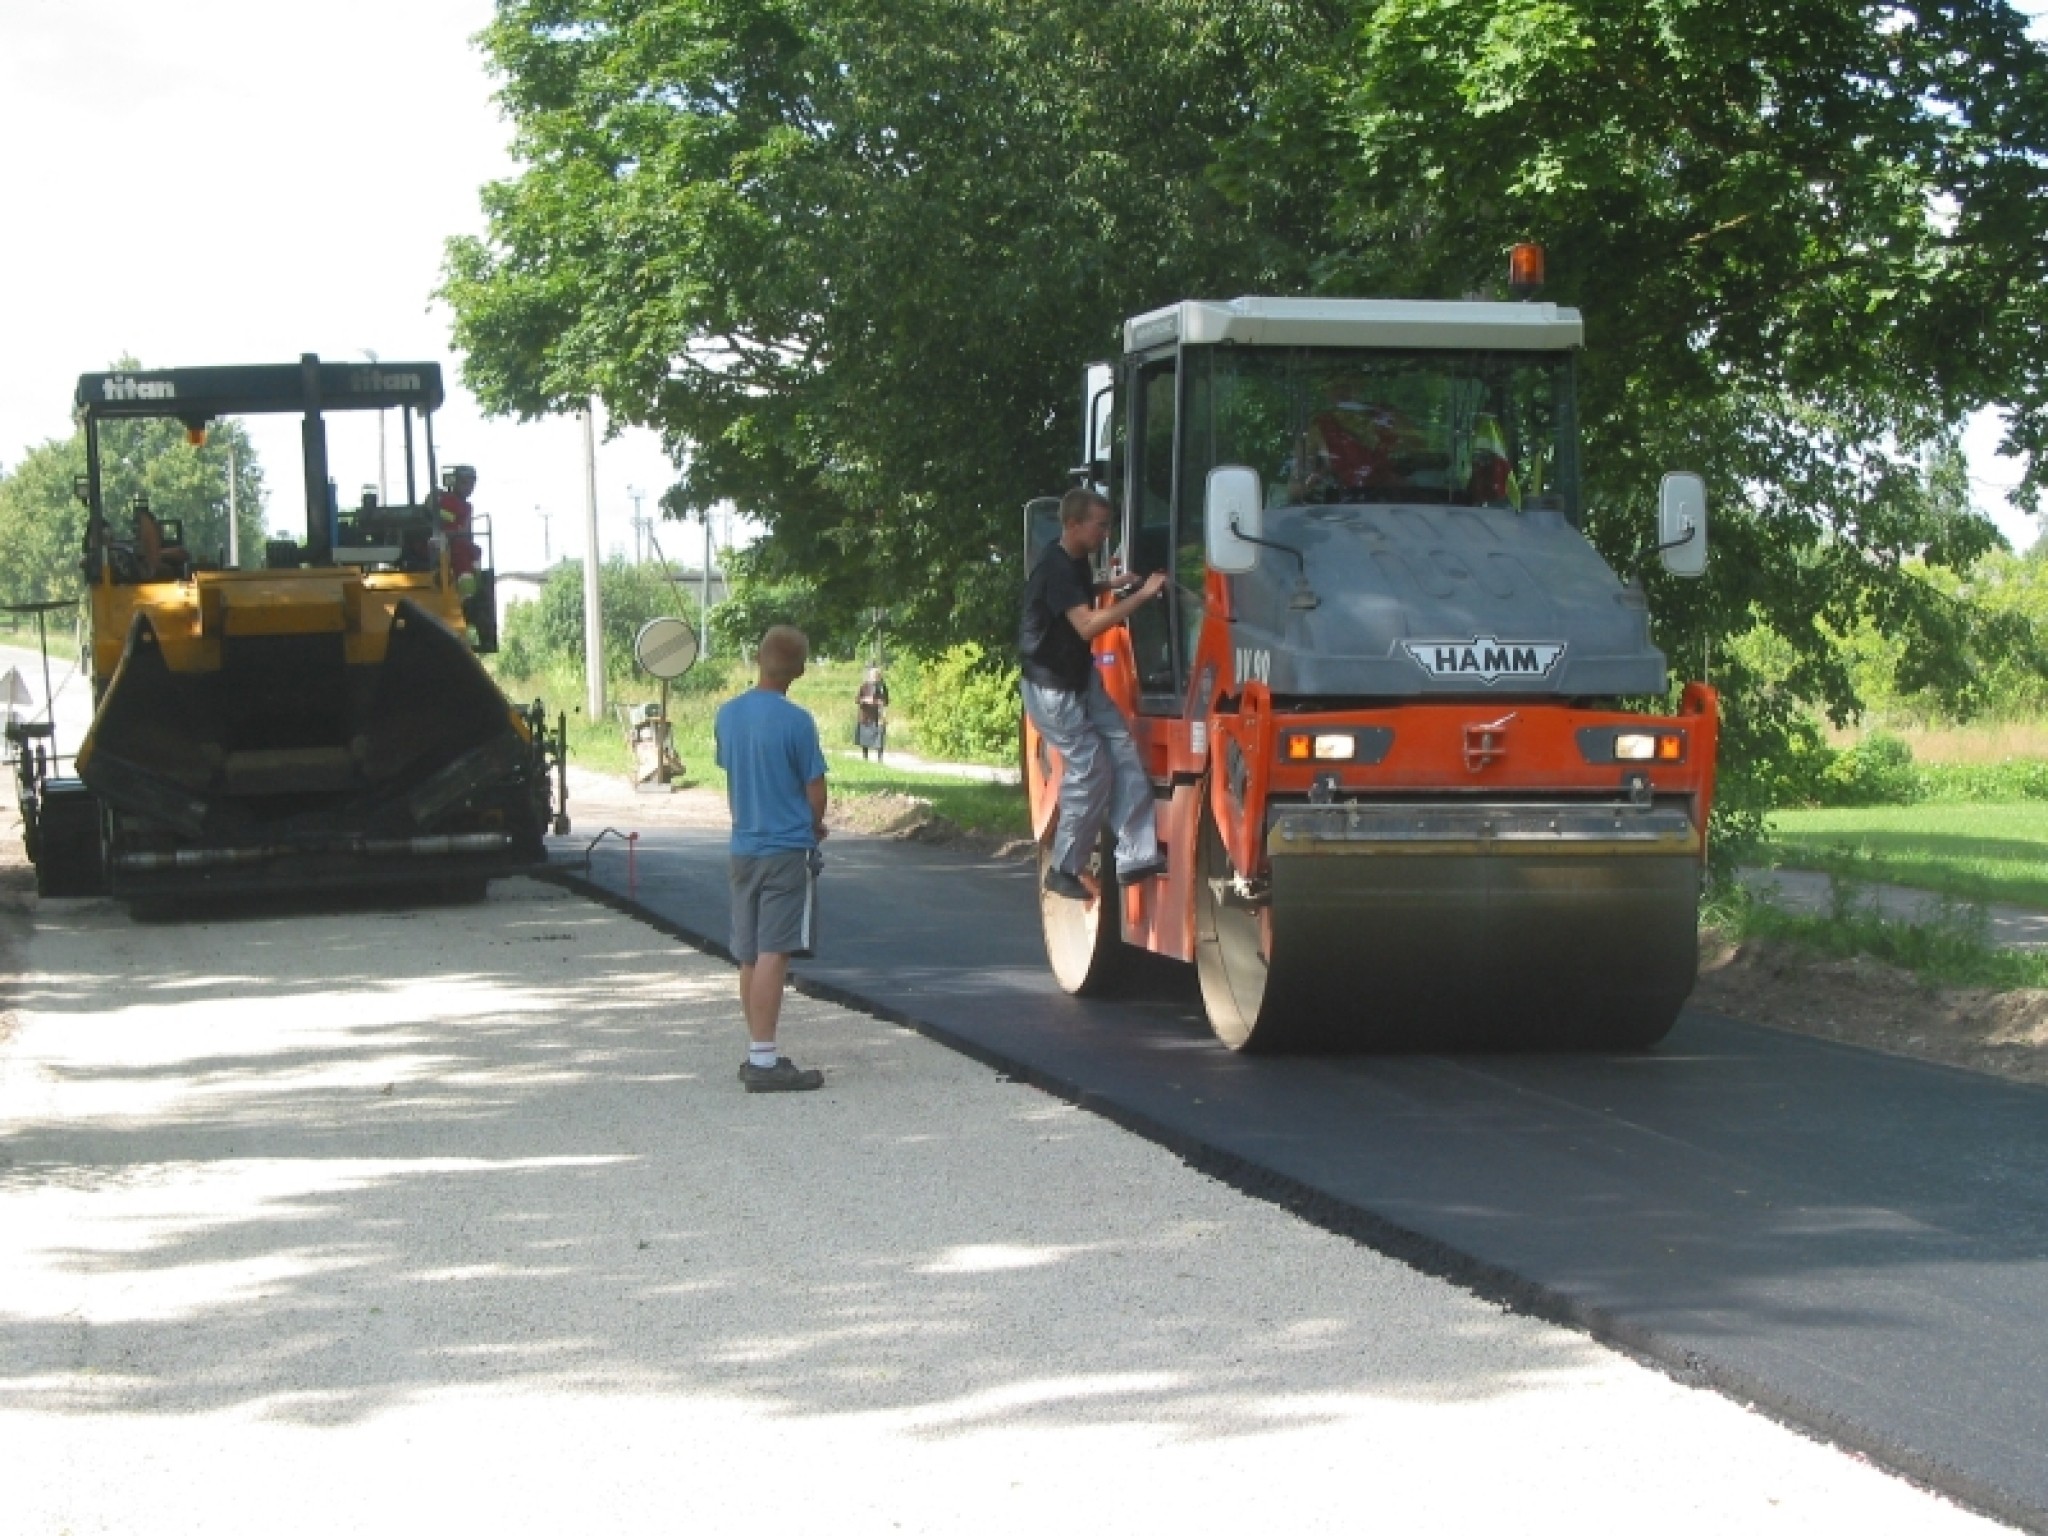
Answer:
[{"xmin": 715, "ymin": 688, "xmax": 829, "ymax": 857}]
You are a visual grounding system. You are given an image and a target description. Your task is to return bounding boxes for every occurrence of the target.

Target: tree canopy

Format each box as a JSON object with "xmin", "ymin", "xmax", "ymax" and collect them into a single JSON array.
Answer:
[
  {"xmin": 443, "ymin": 0, "xmax": 2048, "ymax": 830},
  {"xmin": 443, "ymin": 0, "xmax": 1326, "ymax": 648}
]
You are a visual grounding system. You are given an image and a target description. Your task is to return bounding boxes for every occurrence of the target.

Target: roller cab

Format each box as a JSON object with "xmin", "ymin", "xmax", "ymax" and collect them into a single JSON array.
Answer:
[
  {"xmin": 1025, "ymin": 285, "xmax": 1717, "ymax": 1051},
  {"xmin": 26, "ymin": 356, "xmax": 566, "ymax": 902}
]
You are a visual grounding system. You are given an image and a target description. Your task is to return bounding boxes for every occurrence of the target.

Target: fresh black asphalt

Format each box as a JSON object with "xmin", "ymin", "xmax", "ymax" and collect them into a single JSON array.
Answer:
[{"xmin": 550, "ymin": 825, "xmax": 2048, "ymax": 1531}]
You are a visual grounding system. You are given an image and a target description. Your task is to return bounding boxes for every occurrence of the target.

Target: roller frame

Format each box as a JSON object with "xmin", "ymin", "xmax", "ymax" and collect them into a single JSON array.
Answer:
[{"xmin": 1028, "ymin": 628, "xmax": 1720, "ymax": 1054}]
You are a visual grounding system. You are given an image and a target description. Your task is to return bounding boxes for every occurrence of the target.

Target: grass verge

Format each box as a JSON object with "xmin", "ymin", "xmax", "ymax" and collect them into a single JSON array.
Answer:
[
  {"xmin": 1706, "ymin": 880, "xmax": 2048, "ymax": 990},
  {"xmin": 1765, "ymin": 802, "xmax": 2048, "ymax": 910},
  {"xmin": 493, "ymin": 657, "xmax": 1029, "ymax": 841}
]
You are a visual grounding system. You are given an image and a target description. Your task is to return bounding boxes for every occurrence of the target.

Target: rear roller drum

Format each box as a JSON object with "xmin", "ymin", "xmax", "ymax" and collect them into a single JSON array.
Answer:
[
  {"xmin": 1037, "ymin": 831, "xmax": 1123, "ymax": 997},
  {"xmin": 1195, "ymin": 808, "xmax": 1310, "ymax": 1051}
]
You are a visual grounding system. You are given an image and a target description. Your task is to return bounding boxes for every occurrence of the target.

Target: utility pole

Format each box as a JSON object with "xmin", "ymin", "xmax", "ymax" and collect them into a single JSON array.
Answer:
[
  {"xmin": 700, "ymin": 513, "xmax": 713, "ymax": 660},
  {"xmin": 627, "ymin": 486, "xmax": 645, "ymax": 564},
  {"xmin": 580, "ymin": 404, "xmax": 605, "ymax": 721},
  {"xmin": 537, "ymin": 505, "xmax": 551, "ymax": 564},
  {"xmin": 359, "ymin": 349, "xmax": 387, "ymax": 502}
]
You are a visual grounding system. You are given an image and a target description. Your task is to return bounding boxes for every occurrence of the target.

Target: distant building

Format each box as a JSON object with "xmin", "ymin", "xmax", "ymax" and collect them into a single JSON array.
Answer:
[
  {"xmin": 494, "ymin": 561, "xmax": 728, "ymax": 629},
  {"xmin": 495, "ymin": 566, "xmax": 562, "ymax": 614}
]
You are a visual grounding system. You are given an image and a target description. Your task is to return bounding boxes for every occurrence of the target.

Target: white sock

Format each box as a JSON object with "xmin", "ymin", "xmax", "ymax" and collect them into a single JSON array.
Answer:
[{"xmin": 748, "ymin": 1041, "xmax": 779, "ymax": 1069}]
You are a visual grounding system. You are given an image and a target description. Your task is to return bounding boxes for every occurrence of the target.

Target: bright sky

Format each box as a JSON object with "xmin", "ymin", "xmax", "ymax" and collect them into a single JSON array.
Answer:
[
  {"xmin": 0, "ymin": 0, "xmax": 687, "ymax": 575},
  {"xmin": 1, "ymin": 1, "xmax": 2039, "ymax": 559}
]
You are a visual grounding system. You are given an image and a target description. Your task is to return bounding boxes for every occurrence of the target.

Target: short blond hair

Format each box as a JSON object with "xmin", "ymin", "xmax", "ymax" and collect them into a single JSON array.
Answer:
[
  {"xmin": 756, "ymin": 625, "xmax": 809, "ymax": 683},
  {"xmin": 1060, "ymin": 486, "xmax": 1111, "ymax": 526}
]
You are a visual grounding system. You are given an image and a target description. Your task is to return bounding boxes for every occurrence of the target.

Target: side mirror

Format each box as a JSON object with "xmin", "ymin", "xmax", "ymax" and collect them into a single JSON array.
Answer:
[
  {"xmin": 1205, "ymin": 466, "xmax": 1264, "ymax": 574},
  {"xmin": 72, "ymin": 475, "xmax": 91, "ymax": 508},
  {"xmin": 1078, "ymin": 362, "xmax": 1114, "ymax": 496},
  {"xmin": 1023, "ymin": 495, "xmax": 1063, "ymax": 569},
  {"xmin": 1657, "ymin": 472, "xmax": 1708, "ymax": 579}
]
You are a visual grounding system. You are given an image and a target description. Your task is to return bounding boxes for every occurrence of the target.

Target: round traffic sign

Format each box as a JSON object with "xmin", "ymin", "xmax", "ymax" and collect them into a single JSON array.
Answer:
[{"xmin": 634, "ymin": 616, "xmax": 699, "ymax": 680}]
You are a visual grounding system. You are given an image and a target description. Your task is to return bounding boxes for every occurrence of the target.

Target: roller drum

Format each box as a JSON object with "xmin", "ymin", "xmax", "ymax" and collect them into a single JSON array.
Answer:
[{"xmin": 1197, "ymin": 802, "xmax": 1702, "ymax": 1052}]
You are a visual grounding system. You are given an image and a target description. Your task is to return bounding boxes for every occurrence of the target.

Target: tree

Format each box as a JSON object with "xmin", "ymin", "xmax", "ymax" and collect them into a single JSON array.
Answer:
[
  {"xmin": 444, "ymin": 0, "xmax": 2048, "ymax": 849},
  {"xmin": 708, "ymin": 542, "xmax": 862, "ymax": 658},
  {"xmin": 443, "ymin": 0, "xmax": 1325, "ymax": 653},
  {"xmin": 497, "ymin": 555, "xmax": 710, "ymax": 681},
  {"xmin": 0, "ymin": 391, "xmax": 267, "ymax": 605}
]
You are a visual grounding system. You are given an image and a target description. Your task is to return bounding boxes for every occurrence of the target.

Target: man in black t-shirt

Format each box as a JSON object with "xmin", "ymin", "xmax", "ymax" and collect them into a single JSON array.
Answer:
[{"xmin": 1019, "ymin": 487, "xmax": 1169, "ymax": 899}]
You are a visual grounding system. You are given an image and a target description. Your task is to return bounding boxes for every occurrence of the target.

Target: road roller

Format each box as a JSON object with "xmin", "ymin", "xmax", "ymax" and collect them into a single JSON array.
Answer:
[
  {"xmin": 1023, "ymin": 268, "xmax": 1718, "ymax": 1050},
  {"xmin": 17, "ymin": 355, "xmax": 566, "ymax": 903}
]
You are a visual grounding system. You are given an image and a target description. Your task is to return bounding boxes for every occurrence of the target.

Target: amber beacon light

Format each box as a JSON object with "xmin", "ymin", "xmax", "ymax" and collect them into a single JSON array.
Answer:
[{"xmin": 1508, "ymin": 242, "xmax": 1546, "ymax": 298}]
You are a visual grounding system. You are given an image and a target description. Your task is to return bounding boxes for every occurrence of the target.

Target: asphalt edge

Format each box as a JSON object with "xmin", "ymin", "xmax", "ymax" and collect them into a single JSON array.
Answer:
[{"xmin": 535, "ymin": 861, "xmax": 2038, "ymax": 1534}]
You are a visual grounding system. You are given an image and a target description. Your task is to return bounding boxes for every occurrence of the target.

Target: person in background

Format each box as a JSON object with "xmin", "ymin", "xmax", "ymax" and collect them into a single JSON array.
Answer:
[
  {"xmin": 432, "ymin": 464, "xmax": 480, "ymax": 591},
  {"xmin": 855, "ymin": 665, "xmax": 890, "ymax": 760},
  {"xmin": 431, "ymin": 464, "xmax": 484, "ymax": 643},
  {"xmin": 715, "ymin": 625, "xmax": 830, "ymax": 1092}
]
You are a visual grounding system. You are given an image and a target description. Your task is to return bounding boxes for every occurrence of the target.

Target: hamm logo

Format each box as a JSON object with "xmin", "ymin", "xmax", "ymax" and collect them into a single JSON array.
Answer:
[{"xmin": 1404, "ymin": 636, "xmax": 1565, "ymax": 684}]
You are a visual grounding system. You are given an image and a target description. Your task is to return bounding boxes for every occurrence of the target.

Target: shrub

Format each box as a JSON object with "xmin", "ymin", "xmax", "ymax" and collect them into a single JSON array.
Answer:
[
  {"xmin": 1817, "ymin": 731, "xmax": 1922, "ymax": 806},
  {"xmin": 892, "ymin": 644, "xmax": 1019, "ymax": 765},
  {"xmin": 497, "ymin": 559, "xmax": 704, "ymax": 684},
  {"xmin": 1749, "ymin": 713, "xmax": 1837, "ymax": 808},
  {"xmin": 1917, "ymin": 758, "xmax": 2048, "ymax": 802}
]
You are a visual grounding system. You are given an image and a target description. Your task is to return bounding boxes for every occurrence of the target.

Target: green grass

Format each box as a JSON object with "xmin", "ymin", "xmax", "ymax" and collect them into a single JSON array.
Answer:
[
  {"xmin": 494, "ymin": 656, "xmax": 1029, "ymax": 840},
  {"xmin": 1705, "ymin": 881, "xmax": 2048, "ymax": 990},
  {"xmin": 1765, "ymin": 802, "xmax": 2048, "ymax": 910}
]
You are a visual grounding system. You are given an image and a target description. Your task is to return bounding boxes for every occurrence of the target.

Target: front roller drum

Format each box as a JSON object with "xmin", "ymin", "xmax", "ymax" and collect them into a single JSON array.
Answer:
[{"xmin": 1196, "ymin": 814, "xmax": 1701, "ymax": 1052}]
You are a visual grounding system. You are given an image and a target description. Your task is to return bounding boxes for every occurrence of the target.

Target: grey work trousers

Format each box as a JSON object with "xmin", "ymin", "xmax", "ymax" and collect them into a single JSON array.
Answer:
[{"xmin": 1023, "ymin": 674, "xmax": 1160, "ymax": 879}]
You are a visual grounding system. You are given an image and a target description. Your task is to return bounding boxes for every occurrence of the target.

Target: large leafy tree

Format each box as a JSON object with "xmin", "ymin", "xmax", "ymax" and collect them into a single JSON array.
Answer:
[
  {"xmin": 443, "ymin": 0, "xmax": 1326, "ymax": 650},
  {"xmin": 445, "ymin": 0, "xmax": 2048, "ymax": 842},
  {"xmin": 0, "ymin": 387, "xmax": 267, "ymax": 606},
  {"xmin": 1297, "ymin": 0, "xmax": 2048, "ymax": 834}
]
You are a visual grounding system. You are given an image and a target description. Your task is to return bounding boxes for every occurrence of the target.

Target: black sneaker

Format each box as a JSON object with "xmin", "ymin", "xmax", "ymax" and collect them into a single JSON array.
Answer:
[
  {"xmin": 1042, "ymin": 867, "xmax": 1089, "ymax": 900},
  {"xmin": 739, "ymin": 1057, "xmax": 825, "ymax": 1093},
  {"xmin": 1117, "ymin": 856, "xmax": 1169, "ymax": 883}
]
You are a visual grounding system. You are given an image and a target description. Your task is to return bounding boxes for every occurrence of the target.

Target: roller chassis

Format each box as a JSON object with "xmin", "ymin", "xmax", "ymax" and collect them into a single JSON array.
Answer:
[
  {"xmin": 1026, "ymin": 654, "xmax": 1718, "ymax": 1051},
  {"xmin": 1026, "ymin": 294, "xmax": 1720, "ymax": 1051}
]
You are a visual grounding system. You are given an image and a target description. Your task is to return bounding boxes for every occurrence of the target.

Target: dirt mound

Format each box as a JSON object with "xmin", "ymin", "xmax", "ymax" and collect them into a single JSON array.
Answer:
[
  {"xmin": 827, "ymin": 791, "xmax": 1033, "ymax": 859},
  {"xmin": 1696, "ymin": 931, "xmax": 2048, "ymax": 1085},
  {"xmin": 826, "ymin": 791, "xmax": 934, "ymax": 837}
]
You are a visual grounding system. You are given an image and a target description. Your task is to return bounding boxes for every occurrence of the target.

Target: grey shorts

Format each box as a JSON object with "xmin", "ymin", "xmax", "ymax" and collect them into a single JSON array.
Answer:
[{"xmin": 729, "ymin": 849, "xmax": 821, "ymax": 964}]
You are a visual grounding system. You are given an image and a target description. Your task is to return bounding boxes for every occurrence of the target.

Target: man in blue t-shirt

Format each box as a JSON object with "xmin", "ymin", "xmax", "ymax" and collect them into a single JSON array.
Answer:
[{"xmin": 714, "ymin": 625, "xmax": 830, "ymax": 1092}]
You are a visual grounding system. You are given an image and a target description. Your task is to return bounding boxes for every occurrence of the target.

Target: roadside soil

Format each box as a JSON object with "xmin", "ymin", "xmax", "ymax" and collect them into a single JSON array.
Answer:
[
  {"xmin": 1694, "ymin": 933, "xmax": 2048, "ymax": 1086},
  {"xmin": 6, "ymin": 767, "xmax": 2045, "ymax": 1088}
]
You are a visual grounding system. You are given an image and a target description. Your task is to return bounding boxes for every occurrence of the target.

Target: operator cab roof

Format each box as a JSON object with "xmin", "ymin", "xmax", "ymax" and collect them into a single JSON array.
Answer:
[
  {"xmin": 1123, "ymin": 297, "xmax": 1584, "ymax": 354},
  {"xmin": 75, "ymin": 355, "xmax": 444, "ymax": 424}
]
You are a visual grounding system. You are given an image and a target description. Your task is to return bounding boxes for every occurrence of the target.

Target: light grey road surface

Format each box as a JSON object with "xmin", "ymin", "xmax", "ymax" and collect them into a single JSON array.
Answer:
[
  {"xmin": 1742, "ymin": 866, "xmax": 2048, "ymax": 951},
  {"xmin": 0, "ymin": 876, "xmax": 2008, "ymax": 1535},
  {"xmin": 0, "ymin": 636, "xmax": 92, "ymax": 770}
]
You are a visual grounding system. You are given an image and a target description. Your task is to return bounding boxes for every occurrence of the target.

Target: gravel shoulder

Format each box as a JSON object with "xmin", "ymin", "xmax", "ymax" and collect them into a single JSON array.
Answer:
[{"xmin": 0, "ymin": 781, "xmax": 2012, "ymax": 1532}]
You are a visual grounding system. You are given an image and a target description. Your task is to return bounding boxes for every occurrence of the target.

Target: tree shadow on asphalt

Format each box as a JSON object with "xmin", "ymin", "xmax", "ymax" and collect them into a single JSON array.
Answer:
[{"xmin": 2, "ymin": 878, "xmax": 1649, "ymax": 1440}]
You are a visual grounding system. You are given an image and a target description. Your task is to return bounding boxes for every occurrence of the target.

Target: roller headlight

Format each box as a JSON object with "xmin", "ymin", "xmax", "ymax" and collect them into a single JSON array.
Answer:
[
  {"xmin": 1284, "ymin": 733, "xmax": 1358, "ymax": 761},
  {"xmin": 1582, "ymin": 728, "xmax": 1687, "ymax": 764}
]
